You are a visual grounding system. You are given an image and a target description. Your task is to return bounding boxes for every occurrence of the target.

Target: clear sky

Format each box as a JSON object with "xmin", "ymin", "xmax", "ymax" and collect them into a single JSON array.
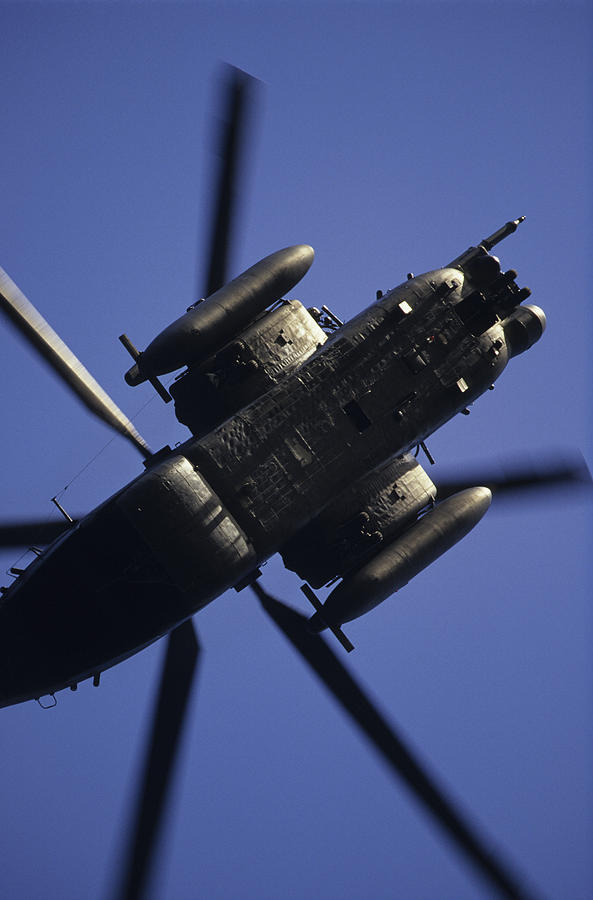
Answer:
[{"xmin": 0, "ymin": 2, "xmax": 591, "ymax": 899}]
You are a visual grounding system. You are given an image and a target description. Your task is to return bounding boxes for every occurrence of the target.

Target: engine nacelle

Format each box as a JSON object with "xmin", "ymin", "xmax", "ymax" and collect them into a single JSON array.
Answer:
[
  {"xmin": 501, "ymin": 304, "xmax": 546, "ymax": 358},
  {"xmin": 125, "ymin": 244, "xmax": 314, "ymax": 384},
  {"xmin": 170, "ymin": 299, "xmax": 327, "ymax": 437},
  {"xmin": 282, "ymin": 454, "xmax": 436, "ymax": 588},
  {"xmin": 308, "ymin": 486, "xmax": 491, "ymax": 632}
]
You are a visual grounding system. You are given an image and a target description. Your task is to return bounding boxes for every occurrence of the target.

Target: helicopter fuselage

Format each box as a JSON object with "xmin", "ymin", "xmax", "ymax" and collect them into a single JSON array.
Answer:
[{"xmin": 0, "ymin": 250, "xmax": 545, "ymax": 707}]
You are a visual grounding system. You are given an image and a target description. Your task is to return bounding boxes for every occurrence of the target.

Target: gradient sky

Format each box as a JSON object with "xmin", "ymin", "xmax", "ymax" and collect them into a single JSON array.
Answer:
[{"xmin": 0, "ymin": 3, "xmax": 591, "ymax": 899}]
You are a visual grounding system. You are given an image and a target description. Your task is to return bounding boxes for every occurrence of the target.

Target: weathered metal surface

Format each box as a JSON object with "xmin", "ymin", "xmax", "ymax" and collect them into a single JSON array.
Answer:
[
  {"xmin": 171, "ymin": 299, "xmax": 327, "ymax": 436},
  {"xmin": 117, "ymin": 455, "xmax": 256, "ymax": 595},
  {"xmin": 189, "ymin": 267, "xmax": 516, "ymax": 559}
]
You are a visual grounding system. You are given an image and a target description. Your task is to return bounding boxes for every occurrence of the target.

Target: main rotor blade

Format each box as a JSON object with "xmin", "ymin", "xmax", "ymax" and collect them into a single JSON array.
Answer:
[
  {"xmin": 200, "ymin": 66, "xmax": 257, "ymax": 299},
  {"xmin": 116, "ymin": 620, "xmax": 199, "ymax": 900},
  {"xmin": 0, "ymin": 267, "xmax": 151, "ymax": 458},
  {"xmin": 0, "ymin": 518, "xmax": 76, "ymax": 548},
  {"xmin": 435, "ymin": 455, "xmax": 591, "ymax": 503},
  {"xmin": 254, "ymin": 583, "xmax": 536, "ymax": 900}
]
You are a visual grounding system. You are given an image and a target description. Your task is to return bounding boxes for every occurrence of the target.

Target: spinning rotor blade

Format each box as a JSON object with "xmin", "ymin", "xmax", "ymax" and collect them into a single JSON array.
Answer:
[
  {"xmin": 254, "ymin": 583, "xmax": 535, "ymax": 900},
  {"xmin": 0, "ymin": 267, "xmax": 151, "ymax": 458},
  {"xmin": 200, "ymin": 65, "xmax": 257, "ymax": 299},
  {"xmin": 435, "ymin": 455, "xmax": 591, "ymax": 503},
  {"xmin": 0, "ymin": 518, "xmax": 75, "ymax": 548},
  {"xmin": 117, "ymin": 620, "xmax": 199, "ymax": 900}
]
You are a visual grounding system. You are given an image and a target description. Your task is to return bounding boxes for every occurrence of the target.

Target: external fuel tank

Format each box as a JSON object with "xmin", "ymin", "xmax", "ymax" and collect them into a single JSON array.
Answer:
[
  {"xmin": 125, "ymin": 244, "xmax": 314, "ymax": 384},
  {"xmin": 308, "ymin": 486, "xmax": 492, "ymax": 632}
]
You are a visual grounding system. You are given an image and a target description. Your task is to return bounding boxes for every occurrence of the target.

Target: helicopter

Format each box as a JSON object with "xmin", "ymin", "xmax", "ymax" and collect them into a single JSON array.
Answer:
[{"xmin": 0, "ymin": 67, "xmax": 589, "ymax": 900}]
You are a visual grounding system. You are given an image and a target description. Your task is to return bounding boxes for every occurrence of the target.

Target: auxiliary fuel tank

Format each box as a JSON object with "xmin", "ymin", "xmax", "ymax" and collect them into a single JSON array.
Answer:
[
  {"xmin": 126, "ymin": 244, "xmax": 314, "ymax": 383},
  {"xmin": 309, "ymin": 486, "xmax": 492, "ymax": 631}
]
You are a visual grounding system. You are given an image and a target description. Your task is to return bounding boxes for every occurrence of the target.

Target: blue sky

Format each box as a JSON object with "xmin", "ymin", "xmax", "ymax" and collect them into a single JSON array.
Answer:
[{"xmin": 0, "ymin": 2, "xmax": 591, "ymax": 898}]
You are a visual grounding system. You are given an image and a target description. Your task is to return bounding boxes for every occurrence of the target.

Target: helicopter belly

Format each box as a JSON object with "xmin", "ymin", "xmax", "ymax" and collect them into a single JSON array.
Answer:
[
  {"xmin": 117, "ymin": 453, "xmax": 257, "ymax": 595},
  {"xmin": 0, "ymin": 455, "xmax": 256, "ymax": 706}
]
